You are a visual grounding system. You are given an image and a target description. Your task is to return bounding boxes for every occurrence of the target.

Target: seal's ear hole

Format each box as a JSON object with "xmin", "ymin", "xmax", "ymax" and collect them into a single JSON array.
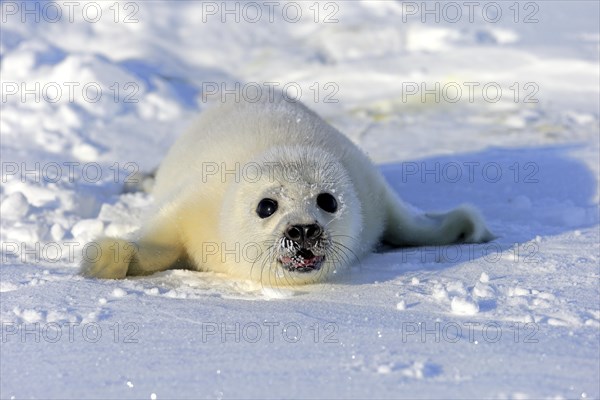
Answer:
[
  {"xmin": 317, "ymin": 193, "xmax": 338, "ymax": 213},
  {"xmin": 256, "ymin": 198, "xmax": 278, "ymax": 219}
]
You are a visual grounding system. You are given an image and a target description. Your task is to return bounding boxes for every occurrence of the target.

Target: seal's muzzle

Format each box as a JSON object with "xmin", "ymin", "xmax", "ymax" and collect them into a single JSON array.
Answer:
[{"xmin": 280, "ymin": 223, "xmax": 326, "ymax": 272}]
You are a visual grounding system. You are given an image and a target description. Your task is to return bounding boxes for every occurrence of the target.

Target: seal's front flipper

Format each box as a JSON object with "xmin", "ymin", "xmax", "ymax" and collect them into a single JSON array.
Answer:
[
  {"xmin": 80, "ymin": 237, "xmax": 135, "ymax": 279},
  {"xmin": 79, "ymin": 236, "xmax": 184, "ymax": 279},
  {"xmin": 80, "ymin": 215, "xmax": 185, "ymax": 279}
]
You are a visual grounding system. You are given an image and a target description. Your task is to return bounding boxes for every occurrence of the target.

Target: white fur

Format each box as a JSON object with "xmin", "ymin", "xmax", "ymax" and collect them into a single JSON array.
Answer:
[{"xmin": 81, "ymin": 93, "xmax": 494, "ymax": 285}]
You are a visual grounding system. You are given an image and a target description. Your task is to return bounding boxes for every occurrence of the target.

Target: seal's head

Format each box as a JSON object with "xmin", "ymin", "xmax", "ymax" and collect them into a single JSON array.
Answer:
[{"xmin": 220, "ymin": 145, "xmax": 362, "ymax": 286}]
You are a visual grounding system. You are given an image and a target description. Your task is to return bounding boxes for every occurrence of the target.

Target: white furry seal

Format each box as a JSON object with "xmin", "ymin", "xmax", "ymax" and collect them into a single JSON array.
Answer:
[{"xmin": 81, "ymin": 92, "xmax": 493, "ymax": 285}]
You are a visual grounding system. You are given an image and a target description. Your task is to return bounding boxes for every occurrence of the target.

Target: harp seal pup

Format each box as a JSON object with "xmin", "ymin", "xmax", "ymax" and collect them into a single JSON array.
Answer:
[{"xmin": 80, "ymin": 92, "xmax": 494, "ymax": 286}]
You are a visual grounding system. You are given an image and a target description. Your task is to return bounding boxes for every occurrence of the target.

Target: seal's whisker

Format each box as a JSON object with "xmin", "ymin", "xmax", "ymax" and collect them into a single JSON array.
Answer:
[{"xmin": 331, "ymin": 240, "xmax": 361, "ymax": 267}]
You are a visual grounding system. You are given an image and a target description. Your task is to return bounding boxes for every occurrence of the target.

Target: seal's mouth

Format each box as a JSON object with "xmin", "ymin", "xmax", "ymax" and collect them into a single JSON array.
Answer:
[{"xmin": 279, "ymin": 249, "xmax": 325, "ymax": 273}]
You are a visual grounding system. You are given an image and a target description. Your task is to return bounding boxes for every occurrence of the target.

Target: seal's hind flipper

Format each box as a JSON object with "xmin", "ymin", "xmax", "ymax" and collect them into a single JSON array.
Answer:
[{"xmin": 382, "ymin": 184, "xmax": 494, "ymax": 247}]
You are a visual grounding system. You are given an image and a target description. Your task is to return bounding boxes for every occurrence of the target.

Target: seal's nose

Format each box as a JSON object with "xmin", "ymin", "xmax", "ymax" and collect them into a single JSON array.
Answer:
[{"xmin": 285, "ymin": 224, "xmax": 322, "ymax": 245}]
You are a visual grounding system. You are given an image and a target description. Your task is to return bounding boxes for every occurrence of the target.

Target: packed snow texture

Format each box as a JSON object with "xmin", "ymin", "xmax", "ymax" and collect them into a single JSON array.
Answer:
[{"xmin": 1, "ymin": 1, "xmax": 599, "ymax": 399}]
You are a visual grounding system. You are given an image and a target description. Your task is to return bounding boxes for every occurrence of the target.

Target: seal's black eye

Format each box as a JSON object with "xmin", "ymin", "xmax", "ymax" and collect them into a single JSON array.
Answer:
[
  {"xmin": 317, "ymin": 193, "xmax": 338, "ymax": 213},
  {"xmin": 256, "ymin": 198, "xmax": 278, "ymax": 219}
]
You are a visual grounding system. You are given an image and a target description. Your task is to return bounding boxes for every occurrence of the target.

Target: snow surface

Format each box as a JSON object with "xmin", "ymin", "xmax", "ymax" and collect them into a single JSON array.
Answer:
[{"xmin": 1, "ymin": 1, "xmax": 599, "ymax": 399}]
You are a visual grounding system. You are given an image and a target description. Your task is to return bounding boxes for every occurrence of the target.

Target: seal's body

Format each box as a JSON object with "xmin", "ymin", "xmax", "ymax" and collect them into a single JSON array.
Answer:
[{"xmin": 81, "ymin": 93, "xmax": 493, "ymax": 285}]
